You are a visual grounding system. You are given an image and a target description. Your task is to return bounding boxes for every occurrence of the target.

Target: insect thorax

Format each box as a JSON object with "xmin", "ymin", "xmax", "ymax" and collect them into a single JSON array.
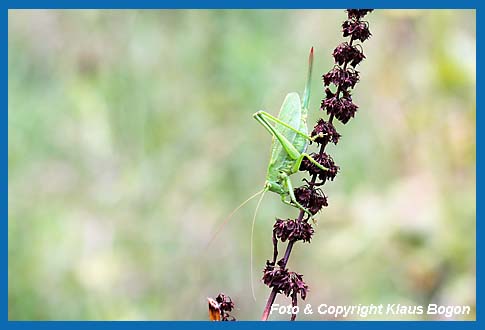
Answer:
[
  {"xmin": 265, "ymin": 166, "xmax": 291, "ymax": 195},
  {"xmin": 265, "ymin": 179, "xmax": 286, "ymax": 195}
]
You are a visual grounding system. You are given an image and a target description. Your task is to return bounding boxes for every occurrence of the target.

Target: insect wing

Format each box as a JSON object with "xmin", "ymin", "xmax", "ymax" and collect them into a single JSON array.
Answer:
[
  {"xmin": 293, "ymin": 108, "xmax": 309, "ymax": 155},
  {"xmin": 269, "ymin": 92, "xmax": 302, "ymax": 166}
]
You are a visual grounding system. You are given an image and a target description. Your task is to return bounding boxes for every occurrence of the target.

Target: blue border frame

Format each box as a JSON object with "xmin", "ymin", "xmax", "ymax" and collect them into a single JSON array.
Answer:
[
  {"xmin": 5, "ymin": 1, "xmax": 479, "ymax": 328},
  {"xmin": 2, "ymin": 0, "xmax": 480, "ymax": 9}
]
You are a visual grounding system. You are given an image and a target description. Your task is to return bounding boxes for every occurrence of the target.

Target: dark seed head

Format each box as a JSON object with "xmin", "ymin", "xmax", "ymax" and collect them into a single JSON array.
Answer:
[
  {"xmin": 300, "ymin": 152, "xmax": 339, "ymax": 181},
  {"xmin": 262, "ymin": 262, "xmax": 308, "ymax": 301},
  {"xmin": 332, "ymin": 42, "xmax": 365, "ymax": 67},
  {"xmin": 323, "ymin": 66, "xmax": 360, "ymax": 90},
  {"xmin": 287, "ymin": 272, "xmax": 308, "ymax": 301},
  {"xmin": 214, "ymin": 293, "xmax": 236, "ymax": 321},
  {"xmin": 311, "ymin": 118, "xmax": 341, "ymax": 145},
  {"xmin": 295, "ymin": 185, "xmax": 329, "ymax": 215},
  {"xmin": 321, "ymin": 88, "xmax": 359, "ymax": 125},
  {"xmin": 215, "ymin": 293, "xmax": 234, "ymax": 313},
  {"xmin": 208, "ymin": 293, "xmax": 236, "ymax": 321},
  {"xmin": 274, "ymin": 218, "xmax": 314, "ymax": 243},
  {"xmin": 262, "ymin": 261, "xmax": 289, "ymax": 294},
  {"xmin": 346, "ymin": 9, "xmax": 374, "ymax": 20},
  {"xmin": 342, "ymin": 19, "xmax": 372, "ymax": 42}
]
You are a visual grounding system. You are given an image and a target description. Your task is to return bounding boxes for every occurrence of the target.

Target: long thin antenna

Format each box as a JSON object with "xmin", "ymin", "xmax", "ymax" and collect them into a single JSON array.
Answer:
[
  {"xmin": 250, "ymin": 188, "xmax": 267, "ymax": 301},
  {"xmin": 302, "ymin": 47, "xmax": 314, "ymax": 110},
  {"xmin": 205, "ymin": 188, "xmax": 265, "ymax": 250}
]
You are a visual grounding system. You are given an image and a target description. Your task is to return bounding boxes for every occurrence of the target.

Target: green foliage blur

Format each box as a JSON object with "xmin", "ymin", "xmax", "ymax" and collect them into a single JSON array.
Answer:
[{"xmin": 8, "ymin": 10, "xmax": 475, "ymax": 320}]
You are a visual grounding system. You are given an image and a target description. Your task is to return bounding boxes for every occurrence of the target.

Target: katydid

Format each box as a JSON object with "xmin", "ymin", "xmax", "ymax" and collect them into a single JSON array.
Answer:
[
  {"xmin": 253, "ymin": 47, "xmax": 328, "ymax": 219},
  {"xmin": 208, "ymin": 47, "xmax": 327, "ymax": 244}
]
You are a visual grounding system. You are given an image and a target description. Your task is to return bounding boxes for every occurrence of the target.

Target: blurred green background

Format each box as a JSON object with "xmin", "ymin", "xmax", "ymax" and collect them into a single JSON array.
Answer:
[{"xmin": 8, "ymin": 10, "xmax": 475, "ymax": 320}]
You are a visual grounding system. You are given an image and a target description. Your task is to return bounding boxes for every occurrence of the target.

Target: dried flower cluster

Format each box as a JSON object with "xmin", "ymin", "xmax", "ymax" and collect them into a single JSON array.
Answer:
[
  {"xmin": 274, "ymin": 218, "xmax": 315, "ymax": 243},
  {"xmin": 261, "ymin": 9, "xmax": 373, "ymax": 321},
  {"xmin": 207, "ymin": 293, "xmax": 236, "ymax": 321},
  {"xmin": 262, "ymin": 261, "xmax": 308, "ymax": 320}
]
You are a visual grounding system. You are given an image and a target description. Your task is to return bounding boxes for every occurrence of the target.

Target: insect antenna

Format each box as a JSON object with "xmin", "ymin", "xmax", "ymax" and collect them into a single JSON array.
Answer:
[
  {"xmin": 205, "ymin": 188, "xmax": 266, "ymax": 249},
  {"xmin": 250, "ymin": 188, "xmax": 267, "ymax": 301}
]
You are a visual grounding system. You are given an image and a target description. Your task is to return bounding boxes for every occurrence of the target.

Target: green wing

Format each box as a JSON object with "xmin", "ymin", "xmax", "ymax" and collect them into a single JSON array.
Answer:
[
  {"xmin": 268, "ymin": 48, "xmax": 313, "ymax": 172},
  {"xmin": 269, "ymin": 92, "xmax": 302, "ymax": 167}
]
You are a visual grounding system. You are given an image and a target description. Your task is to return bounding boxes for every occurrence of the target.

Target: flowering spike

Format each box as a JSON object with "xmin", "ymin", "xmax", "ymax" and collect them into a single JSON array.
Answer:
[{"xmin": 260, "ymin": 9, "xmax": 373, "ymax": 321}]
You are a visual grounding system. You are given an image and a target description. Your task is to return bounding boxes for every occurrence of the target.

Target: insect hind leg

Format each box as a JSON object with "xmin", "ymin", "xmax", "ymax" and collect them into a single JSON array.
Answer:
[{"xmin": 253, "ymin": 111, "xmax": 301, "ymax": 160}]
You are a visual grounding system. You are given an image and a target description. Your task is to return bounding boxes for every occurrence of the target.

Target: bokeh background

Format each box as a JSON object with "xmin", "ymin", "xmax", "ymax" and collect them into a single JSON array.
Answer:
[{"xmin": 8, "ymin": 10, "xmax": 475, "ymax": 320}]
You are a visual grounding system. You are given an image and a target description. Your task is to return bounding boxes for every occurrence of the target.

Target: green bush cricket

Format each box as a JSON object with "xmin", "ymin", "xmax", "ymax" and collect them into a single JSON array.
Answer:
[
  {"xmin": 209, "ymin": 48, "xmax": 327, "ymax": 234},
  {"xmin": 252, "ymin": 47, "xmax": 328, "ymax": 220}
]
